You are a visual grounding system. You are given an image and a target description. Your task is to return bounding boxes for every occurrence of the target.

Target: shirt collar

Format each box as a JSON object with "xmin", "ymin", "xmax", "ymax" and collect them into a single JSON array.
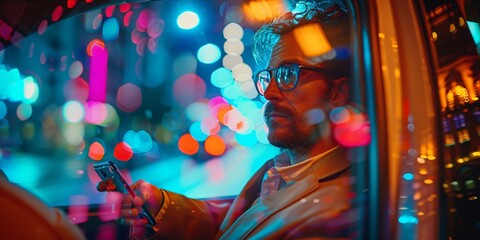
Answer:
[{"xmin": 273, "ymin": 146, "xmax": 342, "ymax": 183}]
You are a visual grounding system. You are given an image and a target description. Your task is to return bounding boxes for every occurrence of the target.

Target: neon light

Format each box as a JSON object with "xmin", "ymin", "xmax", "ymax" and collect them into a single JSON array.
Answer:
[{"xmin": 87, "ymin": 39, "xmax": 107, "ymax": 102}]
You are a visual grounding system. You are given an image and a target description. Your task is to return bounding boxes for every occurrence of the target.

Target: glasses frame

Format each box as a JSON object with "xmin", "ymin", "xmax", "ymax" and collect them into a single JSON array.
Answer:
[{"xmin": 254, "ymin": 63, "xmax": 331, "ymax": 95}]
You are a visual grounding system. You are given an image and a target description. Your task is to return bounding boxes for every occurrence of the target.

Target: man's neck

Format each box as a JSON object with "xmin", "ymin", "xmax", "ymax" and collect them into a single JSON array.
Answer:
[{"xmin": 287, "ymin": 139, "xmax": 338, "ymax": 165}]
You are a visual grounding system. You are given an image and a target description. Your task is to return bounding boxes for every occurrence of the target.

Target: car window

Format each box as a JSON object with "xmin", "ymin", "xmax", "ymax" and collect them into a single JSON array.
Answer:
[
  {"xmin": 0, "ymin": 0, "xmax": 285, "ymax": 206},
  {"xmin": 0, "ymin": 1, "xmax": 374, "ymax": 237}
]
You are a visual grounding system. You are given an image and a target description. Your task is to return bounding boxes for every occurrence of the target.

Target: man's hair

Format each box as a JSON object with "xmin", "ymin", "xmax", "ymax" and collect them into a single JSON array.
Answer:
[{"xmin": 252, "ymin": 0, "xmax": 351, "ymax": 78}]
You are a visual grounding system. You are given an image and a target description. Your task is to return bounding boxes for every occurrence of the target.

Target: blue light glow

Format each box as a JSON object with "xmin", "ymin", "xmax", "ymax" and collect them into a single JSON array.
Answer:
[
  {"xmin": 197, "ymin": 43, "xmax": 221, "ymax": 64},
  {"xmin": 398, "ymin": 215, "xmax": 418, "ymax": 224},
  {"xmin": 0, "ymin": 101, "xmax": 5, "ymax": 119},
  {"xmin": 403, "ymin": 172, "xmax": 414, "ymax": 181},
  {"xmin": 467, "ymin": 21, "xmax": 480, "ymax": 46},
  {"xmin": 23, "ymin": 76, "xmax": 39, "ymax": 103},
  {"xmin": 190, "ymin": 121, "xmax": 208, "ymax": 141},
  {"xmin": 236, "ymin": 131, "xmax": 257, "ymax": 147},
  {"xmin": 211, "ymin": 67, "xmax": 233, "ymax": 88},
  {"xmin": 102, "ymin": 17, "xmax": 119, "ymax": 41},
  {"xmin": 124, "ymin": 130, "xmax": 153, "ymax": 153},
  {"xmin": 221, "ymin": 84, "xmax": 241, "ymax": 100}
]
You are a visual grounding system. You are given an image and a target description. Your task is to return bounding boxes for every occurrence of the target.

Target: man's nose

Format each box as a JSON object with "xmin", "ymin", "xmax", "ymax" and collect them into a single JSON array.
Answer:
[{"xmin": 263, "ymin": 78, "xmax": 283, "ymax": 101}]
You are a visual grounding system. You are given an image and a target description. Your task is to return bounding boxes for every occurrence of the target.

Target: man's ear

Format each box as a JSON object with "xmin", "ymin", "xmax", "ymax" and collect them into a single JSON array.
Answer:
[{"xmin": 329, "ymin": 77, "xmax": 349, "ymax": 106}]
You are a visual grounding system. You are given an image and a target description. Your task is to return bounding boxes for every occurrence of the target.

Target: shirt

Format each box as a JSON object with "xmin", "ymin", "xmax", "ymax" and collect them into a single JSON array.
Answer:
[{"xmin": 258, "ymin": 146, "xmax": 340, "ymax": 201}]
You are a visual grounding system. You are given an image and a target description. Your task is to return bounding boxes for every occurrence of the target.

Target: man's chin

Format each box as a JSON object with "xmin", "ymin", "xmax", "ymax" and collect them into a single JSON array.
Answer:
[{"xmin": 267, "ymin": 132, "xmax": 296, "ymax": 149}]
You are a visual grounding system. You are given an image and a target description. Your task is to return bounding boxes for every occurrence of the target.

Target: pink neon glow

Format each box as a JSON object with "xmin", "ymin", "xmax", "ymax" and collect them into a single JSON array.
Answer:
[
  {"xmin": 38, "ymin": 20, "xmax": 48, "ymax": 35},
  {"xmin": 88, "ymin": 40, "xmax": 108, "ymax": 102},
  {"xmin": 124, "ymin": 11, "xmax": 133, "ymax": 27},
  {"xmin": 137, "ymin": 9, "xmax": 156, "ymax": 31},
  {"xmin": 130, "ymin": 29, "xmax": 142, "ymax": 44},
  {"xmin": 105, "ymin": 5, "xmax": 115, "ymax": 17},
  {"xmin": 84, "ymin": 101, "xmax": 107, "ymax": 124},
  {"xmin": 119, "ymin": 3, "xmax": 131, "ymax": 13},
  {"xmin": 52, "ymin": 6, "xmax": 63, "ymax": 22},
  {"xmin": 147, "ymin": 18, "xmax": 165, "ymax": 38},
  {"xmin": 67, "ymin": 0, "xmax": 78, "ymax": 8},
  {"xmin": 68, "ymin": 195, "xmax": 89, "ymax": 223}
]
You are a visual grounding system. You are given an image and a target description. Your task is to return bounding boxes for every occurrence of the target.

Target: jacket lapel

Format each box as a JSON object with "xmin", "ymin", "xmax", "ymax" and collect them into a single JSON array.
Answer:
[
  {"xmin": 219, "ymin": 147, "xmax": 351, "ymax": 239},
  {"xmin": 217, "ymin": 159, "xmax": 274, "ymax": 235}
]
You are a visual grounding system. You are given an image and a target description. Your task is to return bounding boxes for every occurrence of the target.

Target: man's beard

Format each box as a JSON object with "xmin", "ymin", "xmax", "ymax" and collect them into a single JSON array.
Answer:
[
  {"xmin": 267, "ymin": 123, "xmax": 306, "ymax": 149},
  {"xmin": 264, "ymin": 103, "xmax": 315, "ymax": 149}
]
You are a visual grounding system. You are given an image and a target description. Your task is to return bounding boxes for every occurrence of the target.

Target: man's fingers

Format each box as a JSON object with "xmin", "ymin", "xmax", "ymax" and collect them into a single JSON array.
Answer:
[
  {"xmin": 96, "ymin": 179, "xmax": 117, "ymax": 192},
  {"xmin": 96, "ymin": 180, "xmax": 107, "ymax": 192},
  {"xmin": 121, "ymin": 207, "xmax": 139, "ymax": 217},
  {"xmin": 118, "ymin": 217, "xmax": 148, "ymax": 226},
  {"xmin": 132, "ymin": 195, "xmax": 144, "ymax": 207}
]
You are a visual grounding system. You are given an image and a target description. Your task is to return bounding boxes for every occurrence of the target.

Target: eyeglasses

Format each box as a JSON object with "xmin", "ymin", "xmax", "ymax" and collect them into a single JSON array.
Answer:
[{"xmin": 254, "ymin": 63, "xmax": 330, "ymax": 95}]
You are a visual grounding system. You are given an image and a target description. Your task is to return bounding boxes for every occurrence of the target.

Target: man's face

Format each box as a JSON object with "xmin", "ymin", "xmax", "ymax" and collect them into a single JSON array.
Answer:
[{"xmin": 263, "ymin": 32, "xmax": 336, "ymax": 149}]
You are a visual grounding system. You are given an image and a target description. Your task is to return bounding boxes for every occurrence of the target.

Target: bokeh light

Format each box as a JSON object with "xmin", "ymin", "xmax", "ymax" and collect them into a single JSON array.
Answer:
[
  {"xmin": 186, "ymin": 101, "xmax": 210, "ymax": 122},
  {"xmin": 292, "ymin": 23, "xmax": 333, "ymax": 58},
  {"xmin": 224, "ymin": 38, "xmax": 245, "ymax": 55},
  {"xmin": 204, "ymin": 135, "xmax": 226, "ymax": 156},
  {"xmin": 84, "ymin": 101, "xmax": 108, "ymax": 125},
  {"xmin": 116, "ymin": 83, "xmax": 142, "ymax": 113},
  {"xmin": 331, "ymin": 106, "xmax": 371, "ymax": 147},
  {"xmin": 197, "ymin": 43, "xmax": 221, "ymax": 64},
  {"xmin": 137, "ymin": 9, "xmax": 156, "ymax": 31},
  {"xmin": 64, "ymin": 77, "xmax": 89, "ymax": 102},
  {"xmin": 190, "ymin": 121, "xmax": 208, "ymax": 141},
  {"xmin": 102, "ymin": 18, "xmax": 119, "ymax": 42},
  {"xmin": 201, "ymin": 116, "xmax": 221, "ymax": 135},
  {"xmin": 178, "ymin": 133, "xmax": 199, "ymax": 155},
  {"xmin": 211, "ymin": 67, "xmax": 234, "ymax": 88},
  {"xmin": 173, "ymin": 73, "xmax": 206, "ymax": 107},
  {"xmin": 124, "ymin": 130, "xmax": 153, "ymax": 153},
  {"xmin": 403, "ymin": 172, "xmax": 414, "ymax": 181},
  {"xmin": 242, "ymin": 0, "xmax": 286, "ymax": 22},
  {"xmin": 223, "ymin": 22, "xmax": 244, "ymax": 39},
  {"xmin": 0, "ymin": 0, "xmax": 287, "ymax": 207},
  {"xmin": 23, "ymin": 76, "xmax": 39, "ymax": 103},
  {"xmin": 68, "ymin": 61, "xmax": 84, "ymax": 79},
  {"xmin": 52, "ymin": 5, "xmax": 63, "ymax": 22},
  {"xmin": 147, "ymin": 18, "xmax": 165, "ymax": 38},
  {"xmin": 88, "ymin": 141, "xmax": 105, "ymax": 161},
  {"xmin": 222, "ymin": 54, "xmax": 243, "ymax": 70},
  {"xmin": 16, "ymin": 103, "xmax": 32, "ymax": 121},
  {"xmin": 63, "ymin": 100, "xmax": 85, "ymax": 123},
  {"xmin": 114, "ymin": 142, "xmax": 134, "ymax": 161},
  {"xmin": 177, "ymin": 11, "xmax": 200, "ymax": 30}
]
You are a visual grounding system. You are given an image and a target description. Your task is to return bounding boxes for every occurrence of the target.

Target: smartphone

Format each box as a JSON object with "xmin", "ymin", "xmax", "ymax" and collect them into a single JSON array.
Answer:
[{"xmin": 93, "ymin": 161, "xmax": 156, "ymax": 226}]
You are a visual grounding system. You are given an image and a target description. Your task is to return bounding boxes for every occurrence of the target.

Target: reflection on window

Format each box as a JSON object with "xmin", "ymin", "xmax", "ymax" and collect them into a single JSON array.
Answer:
[{"xmin": 422, "ymin": 0, "xmax": 480, "ymax": 238}]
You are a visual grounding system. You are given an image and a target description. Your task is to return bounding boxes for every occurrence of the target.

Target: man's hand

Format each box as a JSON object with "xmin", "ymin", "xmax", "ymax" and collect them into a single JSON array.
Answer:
[{"xmin": 96, "ymin": 180, "xmax": 163, "ymax": 226}]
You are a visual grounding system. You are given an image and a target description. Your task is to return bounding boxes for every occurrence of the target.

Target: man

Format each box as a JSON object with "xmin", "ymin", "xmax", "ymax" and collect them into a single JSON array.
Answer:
[{"xmin": 98, "ymin": 0, "xmax": 356, "ymax": 239}]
